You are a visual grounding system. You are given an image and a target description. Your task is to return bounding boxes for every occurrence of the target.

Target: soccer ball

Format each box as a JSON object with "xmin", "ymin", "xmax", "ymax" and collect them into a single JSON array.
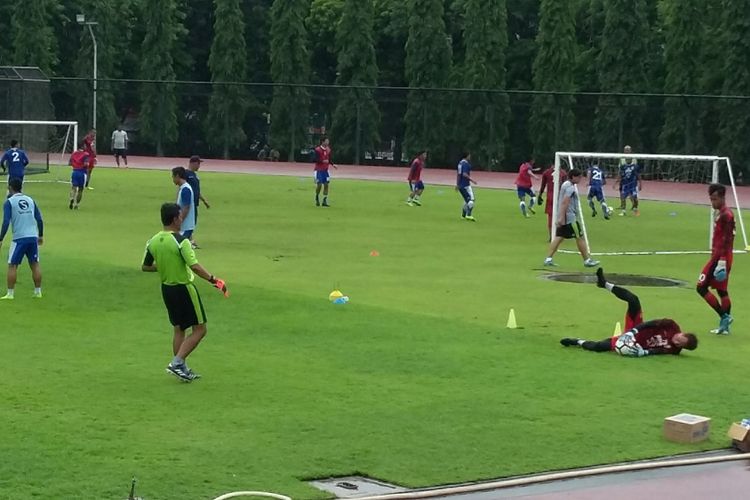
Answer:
[
  {"xmin": 614, "ymin": 332, "xmax": 640, "ymax": 356},
  {"xmin": 329, "ymin": 290, "xmax": 343, "ymax": 301}
]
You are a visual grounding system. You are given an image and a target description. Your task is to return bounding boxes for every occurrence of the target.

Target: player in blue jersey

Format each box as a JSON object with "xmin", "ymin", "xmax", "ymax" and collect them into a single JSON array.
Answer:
[
  {"xmin": 0, "ymin": 177, "xmax": 43, "ymax": 299},
  {"xmin": 587, "ymin": 162, "xmax": 611, "ymax": 220},
  {"xmin": 456, "ymin": 152, "xmax": 478, "ymax": 221},
  {"xmin": 184, "ymin": 156, "xmax": 210, "ymax": 249},
  {"xmin": 614, "ymin": 145, "xmax": 642, "ymax": 216},
  {"xmin": 172, "ymin": 167, "xmax": 196, "ymax": 240},
  {"xmin": 1, "ymin": 140, "xmax": 30, "ymax": 186}
]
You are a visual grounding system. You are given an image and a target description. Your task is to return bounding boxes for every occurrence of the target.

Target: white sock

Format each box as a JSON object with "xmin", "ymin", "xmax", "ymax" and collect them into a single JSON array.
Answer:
[
  {"xmin": 34, "ymin": 287, "xmax": 41, "ymax": 294},
  {"xmin": 6, "ymin": 289, "xmax": 14, "ymax": 297},
  {"xmin": 605, "ymin": 283, "xmax": 614, "ymax": 292},
  {"xmin": 577, "ymin": 339, "xmax": 584, "ymax": 346}
]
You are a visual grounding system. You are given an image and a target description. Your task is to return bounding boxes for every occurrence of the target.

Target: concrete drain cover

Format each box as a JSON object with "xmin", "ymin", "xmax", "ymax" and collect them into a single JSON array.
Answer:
[
  {"xmin": 309, "ymin": 476, "xmax": 407, "ymax": 498},
  {"xmin": 545, "ymin": 272, "xmax": 686, "ymax": 287}
]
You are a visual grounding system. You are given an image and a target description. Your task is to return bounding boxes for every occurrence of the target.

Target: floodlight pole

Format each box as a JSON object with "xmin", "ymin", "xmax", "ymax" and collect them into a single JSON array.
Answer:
[{"xmin": 78, "ymin": 14, "xmax": 98, "ymax": 130}]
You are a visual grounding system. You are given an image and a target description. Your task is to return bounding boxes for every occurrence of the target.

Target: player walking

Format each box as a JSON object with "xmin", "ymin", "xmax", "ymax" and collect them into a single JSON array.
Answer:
[
  {"xmin": 560, "ymin": 268, "xmax": 698, "ymax": 356},
  {"xmin": 587, "ymin": 162, "xmax": 610, "ymax": 219},
  {"xmin": 313, "ymin": 137, "xmax": 337, "ymax": 207},
  {"xmin": 69, "ymin": 144, "xmax": 90, "ymax": 210},
  {"xmin": 1, "ymin": 140, "xmax": 30, "ymax": 186},
  {"xmin": 515, "ymin": 157, "xmax": 539, "ymax": 218},
  {"xmin": 456, "ymin": 152, "xmax": 477, "ymax": 221},
  {"xmin": 111, "ymin": 125, "xmax": 128, "ymax": 167},
  {"xmin": 537, "ymin": 163, "xmax": 568, "ymax": 240},
  {"xmin": 142, "ymin": 202, "xmax": 227, "ymax": 382},
  {"xmin": 543, "ymin": 168, "xmax": 599, "ymax": 267},
  {"xmin": 614, "ymin": 145, "xmax": 641, "ymax": 216},
  {"xmin": 83, "ymin": 129, "xmax": 97, "ymax": 190},
  {"xmin": 0, "ymin": 177, "xmax": 44, "ymax": 299},
  {"xmin": 406, "ymin": 151, "xmax": 427, "ymax": 206},
  {"xmin": 697, "ymin": 183, "xmax": 735, "ymax": 334},
  {"xmin": 185, "ymin": 156, "xmax": 210, "ymax": 249}
]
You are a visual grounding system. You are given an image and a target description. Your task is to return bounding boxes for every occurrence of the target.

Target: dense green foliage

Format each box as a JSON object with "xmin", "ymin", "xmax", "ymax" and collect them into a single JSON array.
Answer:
[
  {"xmin": 2, "ymin": 165, "xmax": 749, "ymax": 498},
  {"xmin": 2, "ymin": 0, "xmax": 750, "ymax": 172}
]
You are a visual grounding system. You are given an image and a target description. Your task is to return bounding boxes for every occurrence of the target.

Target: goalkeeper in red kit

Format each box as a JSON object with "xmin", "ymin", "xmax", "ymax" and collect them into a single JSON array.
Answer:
[
  {"xmin": 698, "ymin": 183, "xmax": 736, "ymax": 335},
  {"xmin": 560, "ymin": 268, "xmax": 698, "ymax": 356}
]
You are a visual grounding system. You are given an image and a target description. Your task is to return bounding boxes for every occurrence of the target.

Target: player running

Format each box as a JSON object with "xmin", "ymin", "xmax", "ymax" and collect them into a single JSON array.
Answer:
[
  {"xmin": 614, "ymin": 145, "xmax": 641, "ymax": 216},
  {"xmin": 560, "ymin": 268, "xmax": 698, "ymax": 356},
  {"xmin": 586, "ymin": 162, "xmax": 611, "ymax": 219},
  {"xmin": 697, "ymin": 183, "xmax": 735, "ymax": 335},
  {"xmin": 456, "ymin": 151, "xmax": 477, "ymax": 221},
  {"xmin": 0, "ymin": 177, "xmax": 44, "ymax": 299},
  {"xmin": 313, "ymin": 137, "xmax": 337, "ymax": 207},
  {"xmin": 515, "ymin": 157, "xmax": 539, "ymax": 218},
  {"xmin": 1, "ymin": 140, "xmax": 30, "ymax": 187},
  {"xmin": 69, "ymin": 144, "xmax": 90, "ymax": 210},
  {"xmin": 406, "ymin": 150, "xmax": 427, "ymax": 206}
]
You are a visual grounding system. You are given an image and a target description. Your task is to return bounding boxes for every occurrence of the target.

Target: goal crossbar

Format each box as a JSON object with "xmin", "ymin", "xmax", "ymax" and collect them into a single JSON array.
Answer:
[
  {"xmin": 0, "ymin": 120, "xmax": 78, "ymax": 169},
  {"xmin": 553, "ymin": 151, "xmax": 749, "ymax": 256}
]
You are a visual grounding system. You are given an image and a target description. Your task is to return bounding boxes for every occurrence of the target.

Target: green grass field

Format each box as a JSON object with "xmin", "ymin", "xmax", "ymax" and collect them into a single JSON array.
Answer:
[{"xmin": 3, "ymin": 166, "xmax": 748, "ymax": 499}]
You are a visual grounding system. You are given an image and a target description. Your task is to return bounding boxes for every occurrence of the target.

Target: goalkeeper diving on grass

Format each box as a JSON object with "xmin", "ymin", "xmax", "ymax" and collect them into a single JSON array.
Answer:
[
  {"xmin": 142, "ymin": 203, "xmax": 228, "ymax": 382},
  {"xmin": 560, "ymin": 268, "xmax": 698, "ymax": 357}
]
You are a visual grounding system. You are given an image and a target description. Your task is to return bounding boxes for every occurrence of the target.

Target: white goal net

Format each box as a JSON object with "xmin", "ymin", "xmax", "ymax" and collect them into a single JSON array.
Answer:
[
  {"xmin": 0, "ymin": 120, "xmax": 78, "ymax": 175},
  {"xmin": 552, "ymin": 151, "xmax": 749, "ymax": 255}
]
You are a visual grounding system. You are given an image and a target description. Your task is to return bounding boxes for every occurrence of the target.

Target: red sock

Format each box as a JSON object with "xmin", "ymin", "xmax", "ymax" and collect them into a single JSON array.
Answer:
[
  {"xmin": 720, "ymin": 295, "xmax": 732, "ymax": 315},
  {"xmin": 701, "ymin": 292, "xmax": 722, "ymax": 315}
]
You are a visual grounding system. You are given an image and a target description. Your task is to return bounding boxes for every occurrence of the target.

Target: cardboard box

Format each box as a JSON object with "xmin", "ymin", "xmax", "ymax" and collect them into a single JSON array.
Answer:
[
  {"xmin": 727, "ymin": 422, "xmax": 750, "ymax": 452},
  {"xmin": 663, "ymin": 413, "xmax": 711, "ymax": 443}
]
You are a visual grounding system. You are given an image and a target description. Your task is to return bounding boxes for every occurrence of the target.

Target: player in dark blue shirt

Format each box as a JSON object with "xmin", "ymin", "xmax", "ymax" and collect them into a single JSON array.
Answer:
[
  {"xmin": 456, "ymin": 152, "xmax": 478, "ymax": 221},
  {"xmin": 614, "ymin": 146, "xmax": 642, "ymax": 216},
  {"xmin": 184, "ymin": 156, "xmax": 210, "ymax": 248},
  {"xmin": 1, "ymin": 140, "xmax": 30, "ymax": 185},
  {"xmin": 587, "ymin": 163, "xmax": 611, "ymax": 219}
]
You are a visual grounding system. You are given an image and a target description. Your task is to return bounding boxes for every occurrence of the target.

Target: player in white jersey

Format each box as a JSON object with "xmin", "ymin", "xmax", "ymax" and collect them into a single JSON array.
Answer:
[
  {"xmin": 111, "ymin": 125, "xmax": 129, "ymax": 167},
  {"xmin": 0, "ymin": 177, "xmax": 44, "ymax": 299},
  {"xmin": 172, "ymin": 167, "xmax": 196, "ymax": 239}
]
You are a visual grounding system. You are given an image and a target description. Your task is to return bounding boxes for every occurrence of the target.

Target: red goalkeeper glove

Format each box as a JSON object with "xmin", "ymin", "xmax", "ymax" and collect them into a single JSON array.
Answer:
[{"xmin": 209, "ymin": 275, "xmax": 229, "ymax": 297}]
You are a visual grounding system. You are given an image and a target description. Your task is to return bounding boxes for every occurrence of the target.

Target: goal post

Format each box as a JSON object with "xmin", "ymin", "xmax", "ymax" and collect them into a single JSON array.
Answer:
[
  {"xmin": 552, "ymin": 151, "xmax": 749, "ymax": 256},
  {"xmin": 0, "ymin": 120, "xmax": 78, "ymax": 174}
]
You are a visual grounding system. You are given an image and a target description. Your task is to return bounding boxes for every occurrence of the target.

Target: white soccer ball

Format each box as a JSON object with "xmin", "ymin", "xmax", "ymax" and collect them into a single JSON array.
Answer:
[{"xmin": 614, "ymin": 332, "xmax": 641, "ymax": 356}]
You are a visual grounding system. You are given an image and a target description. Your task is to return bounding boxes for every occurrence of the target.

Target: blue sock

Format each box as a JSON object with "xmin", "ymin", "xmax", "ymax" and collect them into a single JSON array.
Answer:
[{"xmin": 172, "ymin": 356, "xmax": 185, "ymax": 367}]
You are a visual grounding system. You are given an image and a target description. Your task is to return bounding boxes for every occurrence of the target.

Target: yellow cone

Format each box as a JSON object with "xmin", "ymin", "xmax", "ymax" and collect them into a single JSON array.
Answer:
[
  {"xmin": 506, "ymin": 308, "xmax": 518, "ymax": 329},
  {"xmin": 613, "ymin": 321, "xmax": 622, "ymax": 336}
]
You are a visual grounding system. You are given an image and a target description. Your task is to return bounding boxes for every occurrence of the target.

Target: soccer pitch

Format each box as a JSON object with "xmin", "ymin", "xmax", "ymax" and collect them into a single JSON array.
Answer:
[{"xmin": 4, "ymin": 167, "xmax": 748, "ymax": 499}]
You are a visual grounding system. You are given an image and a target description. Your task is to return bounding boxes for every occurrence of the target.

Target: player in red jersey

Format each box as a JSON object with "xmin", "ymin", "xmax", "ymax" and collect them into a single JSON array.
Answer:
[
  {"xmin": 697, "ymin": 183, "xmax": 736, "ymax": 334},
  {"xmin": 560, "ymin": 268, "xmax": 698, "ymax": 356},
  {"xmin": 68, "ymin": 144, "xmax": 90, "ymax": 209},
  {"xmin": 406, "ymin": 150, "xmax": 427, "ymax": 206},
  {"xmin": 537, "ymin": 163, "xmax": 568, "ymax": 240},
  {"xmin": 313, "ymin": 137, "xmax": 337, "ymax": 207},
  {"xmin": 83, "ymin": 129, "xmax": 97, "ymax": 190},
  {"xmin": 515, "ymin": 157, "xmax": 539, "ymax": 218}
]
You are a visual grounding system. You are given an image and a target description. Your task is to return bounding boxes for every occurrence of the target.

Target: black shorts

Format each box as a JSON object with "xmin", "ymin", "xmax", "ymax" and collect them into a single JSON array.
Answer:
[
  {"xmin": 161, "ymin": 283, "xmax": 206, "ymax": 330},
  {"xmin": 556, "ymin": 221, "xmax": 583, "ymax": 239},
  {"xmin": 114, "ymin": 148, "xmax": 127, "ymax": 157}
]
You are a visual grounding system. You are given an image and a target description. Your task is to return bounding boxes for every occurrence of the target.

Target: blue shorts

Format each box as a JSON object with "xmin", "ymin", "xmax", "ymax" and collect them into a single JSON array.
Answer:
[
  {"xmin": 409, "ymin": 180, "xmax": 425, "ymax": 191},
  {"xmin": 8, "ymin": 237, "xmax": 39, "ymax": 265},
  {"xmin": 588, "ymin": 187, "xmax": 604, "ymax": 202},
  {"xmin": 620, "ymin": 184, "xmax": 638, "ymax": 198},
  {"xmin": 458, "ymin": 186, "xmax": 474, "ymax": 203},
  {"xmin": 315, "ymin": 170, "xmax": 330, "ymax": 185},
  {"xmin": 71, "ymin": 169, "xmax": 87, "ymax": 188},
  {"xmin": 517, "ymin": 186, "xmax": 535, "ymax": 199}
]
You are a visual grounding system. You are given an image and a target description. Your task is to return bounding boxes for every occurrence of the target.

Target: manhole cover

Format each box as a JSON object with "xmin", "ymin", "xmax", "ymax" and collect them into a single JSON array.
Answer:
[
  {"xmin": 309, "ymin": 476, "xmax": 407, "ymax": 498},
  {"xmin": 545, "ymin": 272, "xmax": 686, "ymax": 287}
]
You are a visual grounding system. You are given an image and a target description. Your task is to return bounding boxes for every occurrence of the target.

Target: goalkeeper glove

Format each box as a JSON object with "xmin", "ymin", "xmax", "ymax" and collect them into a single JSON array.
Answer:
[
  {"xmin": 713, "ymin": 259, "xmax": 727, "ymax": 282},
  {"xmin": 209, "ymin": 275, "xmax": 229, "ymax": 297},
  {"xmin": 537, "ymin": 196, "xmax": 543, "ymax": 206}
]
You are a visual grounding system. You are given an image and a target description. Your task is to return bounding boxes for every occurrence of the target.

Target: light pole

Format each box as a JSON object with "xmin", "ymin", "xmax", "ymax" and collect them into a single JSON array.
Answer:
[{"xmin": 76, "ymin": 14, "xmax": 98, "ymax": 130}]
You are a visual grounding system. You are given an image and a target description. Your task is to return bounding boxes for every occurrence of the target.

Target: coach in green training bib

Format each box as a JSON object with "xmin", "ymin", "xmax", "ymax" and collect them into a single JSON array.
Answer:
[{"xmin": 142, "ymin": 202, "xmax": 227, "ymax": 383}]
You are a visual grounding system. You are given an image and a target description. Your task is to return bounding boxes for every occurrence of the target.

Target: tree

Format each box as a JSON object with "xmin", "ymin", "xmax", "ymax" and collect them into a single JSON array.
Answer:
[
  {"xmin": 718, "ymin": 0, "xmax": 750, "ymax": 178},
  {"xmin": 11, "ymin": 0, "xmax": 62, "ymax": 75},
  {"xmin": 659, "ymin": 0, "xmax": 706, "ymax": 154},
  {"xmin": 330, "ymin": 0, "xmax": 380, "ymax": 163},
  {"xmin": 307, "ymin": 0, "xmax": 344, "ymax": 85},
  {"xmin": 594, "ymin": 0, "xmax": 652, "ymax": 152},
  {"xmin": 138, "ymin": 0, "xmax": 185, "ymax": 156},
  {"xmin": 269, "ymin": 0, "xmax": 311, "ymax": 161},
  {"xmin": 458, "ymin": 0, "xmax": 510, "ymax": 169},
  {"xmin": 206, "ymin": 0, "xmax": 248, "ymax": 159},
  {"xmin": 529, "ymin": 0, "xmax": 577, "ymax": 164},
  {"xmin": 403, "ymin": 0, "xmax": 452, "ymax": 163}
]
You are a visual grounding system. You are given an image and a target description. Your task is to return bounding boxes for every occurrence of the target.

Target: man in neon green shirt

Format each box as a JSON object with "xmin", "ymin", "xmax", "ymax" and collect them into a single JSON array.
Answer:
[{"xmin": 142, "ymin": 203, "xmax": 227, "ymax": 382}]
